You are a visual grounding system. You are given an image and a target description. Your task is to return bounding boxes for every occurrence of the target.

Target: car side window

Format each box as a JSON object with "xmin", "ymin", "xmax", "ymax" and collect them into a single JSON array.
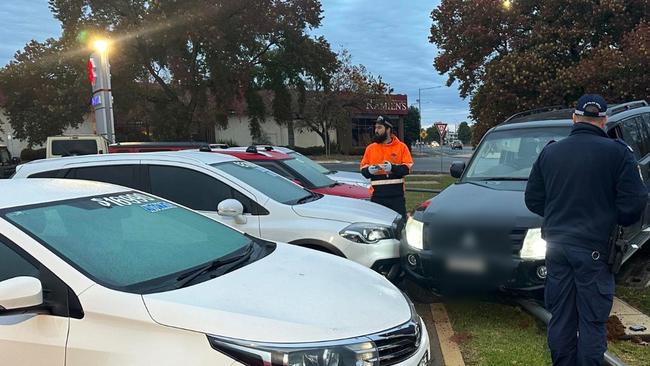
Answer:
[
  {"xmin": 69, "ymin": 165, "xmax": 139, "ymax": 189},
  {"xmin": 621, "ymin": 117, "xmax": 648, "ymax": 158},
  {"xmin": 0, "ymin": 239, "xmax": 40, "ymax": 282},
  {"xmin": 148, "ymin": 165, "xmax": 253, "ymax": 213}
]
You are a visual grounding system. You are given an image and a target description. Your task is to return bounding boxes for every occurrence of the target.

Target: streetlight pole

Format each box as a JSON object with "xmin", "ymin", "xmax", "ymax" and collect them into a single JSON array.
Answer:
[
  {"xmin": 417, "ymin": 86, "xmax": 443, "ymax": 126},
  {"xmin": 90, "ymin": 39, "xmax": 116, "ymax": 144}
]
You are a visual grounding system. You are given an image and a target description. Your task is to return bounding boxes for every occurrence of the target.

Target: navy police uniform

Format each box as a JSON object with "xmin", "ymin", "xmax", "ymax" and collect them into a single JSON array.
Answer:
[{"xmin": 525, "ymin": 94, "xmax": 648, "ymax": 366}]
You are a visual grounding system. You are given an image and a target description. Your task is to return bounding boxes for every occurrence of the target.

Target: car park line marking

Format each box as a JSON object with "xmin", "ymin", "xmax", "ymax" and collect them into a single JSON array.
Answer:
[
  {"xmin": 610, "ymin": 297, "xmax": 650, "ymax": 340},
  {"xmin": 430, "ymin": 303, "xmax": 465, "ymax": 366}
]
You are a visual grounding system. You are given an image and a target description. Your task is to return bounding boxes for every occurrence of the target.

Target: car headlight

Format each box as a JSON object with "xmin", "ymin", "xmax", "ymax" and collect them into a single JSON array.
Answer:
[
  {"xmin": 405, "ymin": 217, "xmax": 424, "ymax": 250},
  {"xmin": 208, "ymin": 335, "xmax": 379, "ymax": 366},
  {"xmin": 520, "ymin": 228, "xmax": 546, "ymax": 260},
  {"xmin": 339, "ymin": 223, "xmax": 393, "ymax": 244}
]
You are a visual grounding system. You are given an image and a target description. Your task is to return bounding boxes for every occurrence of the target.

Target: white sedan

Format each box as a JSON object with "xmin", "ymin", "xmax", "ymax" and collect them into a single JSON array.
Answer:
[{"xmin": 0, "ymin": 179, "xmax": 430, "ymax": 366}]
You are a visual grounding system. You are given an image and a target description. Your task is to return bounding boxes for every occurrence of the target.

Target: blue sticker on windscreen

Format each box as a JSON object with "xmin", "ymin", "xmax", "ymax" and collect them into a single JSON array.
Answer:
[{"xmin": 140, "ymin": 201, "xmax": 177, "ymax": 213}]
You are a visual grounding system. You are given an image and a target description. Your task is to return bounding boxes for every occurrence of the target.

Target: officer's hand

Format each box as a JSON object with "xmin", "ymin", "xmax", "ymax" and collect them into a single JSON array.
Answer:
[
  {"xmin": 382, "ymin": 161, "xmax": 392, "ymax": 173},
  {"xmin": 368, "ymin": 165, "xmax": 382, "ymax": 175}
]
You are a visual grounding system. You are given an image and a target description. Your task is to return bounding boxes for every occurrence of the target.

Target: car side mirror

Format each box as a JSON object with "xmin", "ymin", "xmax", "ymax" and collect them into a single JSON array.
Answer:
[
  {"xmin": 450, "ymin": 161, "xmax": 466, "ymax": 179},
  {"xmin": 0, "ymin": 277, "xmax": 43, "ymax": 312},
  {"xmin": 11, "ymin": 157, "xmax": 20, "ymax": 164},
  {"xmin": 217, "ymin": 199, "xmax": 247, "ymax": 224}
]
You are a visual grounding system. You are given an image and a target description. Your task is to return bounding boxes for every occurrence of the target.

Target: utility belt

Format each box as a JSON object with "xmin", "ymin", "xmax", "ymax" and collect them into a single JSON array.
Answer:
[{"xmin": 607, "ymin": 226, "xmax": 629, "ymax": 274}]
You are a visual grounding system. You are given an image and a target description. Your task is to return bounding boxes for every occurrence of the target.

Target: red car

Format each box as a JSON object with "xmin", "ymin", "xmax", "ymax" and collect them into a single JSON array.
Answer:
[{"xmin": 213, "ymin": 147, "xmax": 370, "ymax": 200}]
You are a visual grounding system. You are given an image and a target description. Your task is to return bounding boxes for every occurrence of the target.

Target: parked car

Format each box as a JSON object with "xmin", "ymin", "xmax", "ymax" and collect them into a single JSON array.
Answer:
[
  {"xmin": 46, "ymin": 135, "xmax": 109, "ymax": 159},
  {"xmin": 450, "ymin": 140, "xmax": 463, "ymax": 150},
  {"xmin": 13, "ymin": 151, "xmax": 403, "ymax": 278},
  {"xmin": 402, "ymin": 101, "xmax": 650, "ymax": 299},
  {"xmin": 213, "ymin": 147, "xmax": 371, "ymax": 199},
  {"xmin": 0, "ymin": 179, "xmax": 429, "ymax": 366},
  {"xmin": 0, "ymin": 145, "xmax": 19, "ymax": 178},
  {"xmin": 109, "ymin": 141, "xmax": 209, "ymax": 153},
  {"xmin": 224, "ymin": 145, "xmax": 370, "ymax": 188}
]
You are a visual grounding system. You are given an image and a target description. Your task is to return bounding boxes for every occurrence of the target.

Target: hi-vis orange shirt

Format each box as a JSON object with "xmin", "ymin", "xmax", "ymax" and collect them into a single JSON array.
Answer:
[{"xmin": 360, "ymin": 135, "xmax": 414, "ymax": 197}]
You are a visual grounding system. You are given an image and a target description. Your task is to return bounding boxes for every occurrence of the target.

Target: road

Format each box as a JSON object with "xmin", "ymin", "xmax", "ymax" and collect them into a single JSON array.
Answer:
[{"xmin": 320, "ymin": 146, "xmax": 473, "ymax": 174}]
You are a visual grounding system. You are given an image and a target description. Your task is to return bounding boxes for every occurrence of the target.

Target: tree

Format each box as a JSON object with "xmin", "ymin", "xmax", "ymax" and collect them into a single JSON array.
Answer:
[
  {"xmin": 297, "ymin": 50, "xmax": 389, "ymax": 154},
  {"xmin": 430, "ymin": 0, "xmax": 650, "ymax": 144},
  {"xmin": 457, "ymin": 121, "xmax": 471, "ymax": 145},
  {"xmin": 403, "ymin": 106, "xmax": 421, "ymax": 150},
  {"xmin": 2, "ymin": 0, "xmax": 336, "ymax": 144},
  {"xmin": 0, "ymin": 38, "xmax": 88, "ymax": 146},
  {"xmin": 424, "ymin": 125, "xmax": 440, "ymax": 144}
]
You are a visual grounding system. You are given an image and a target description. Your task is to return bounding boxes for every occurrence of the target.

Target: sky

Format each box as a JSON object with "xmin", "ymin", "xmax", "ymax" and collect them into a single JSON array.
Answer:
[{"xmin": 0, "ymin": 0, "xmax": 470, "ymax": 130}]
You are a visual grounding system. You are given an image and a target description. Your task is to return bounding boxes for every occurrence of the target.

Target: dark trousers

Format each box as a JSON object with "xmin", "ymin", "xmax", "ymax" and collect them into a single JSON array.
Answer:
[
  {"xmin": 545, "ymin": 243, "xmax": 615, "ymax": 366},
  {"xmin": 371, "ymin": 195, "xmax": 406, "ymax": 218}
]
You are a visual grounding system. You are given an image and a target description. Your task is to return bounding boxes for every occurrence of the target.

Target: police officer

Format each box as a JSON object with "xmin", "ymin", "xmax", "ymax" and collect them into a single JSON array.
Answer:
[
  {"xmin": 360, "ymin": 116, "xmax": 414, "ymax": 217},
  {"xmin": 525, "ymin": 94, "xmax": 648, "ymax": 366}
]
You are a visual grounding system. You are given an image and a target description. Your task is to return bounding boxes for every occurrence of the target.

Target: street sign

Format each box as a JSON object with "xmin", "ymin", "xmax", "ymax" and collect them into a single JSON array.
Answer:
[
  {"xmin": 88, "ymin": 58, "xmax": 97, "ymax": 86},
  {"xmin": 435, "ymin": 122, "xmax": 447, "ymax": 137}
]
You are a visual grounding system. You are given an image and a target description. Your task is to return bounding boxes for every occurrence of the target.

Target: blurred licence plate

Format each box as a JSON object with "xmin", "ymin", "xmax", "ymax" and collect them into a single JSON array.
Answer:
[
  {"xmin": 418, "ymin": 351, "xmax": 429, "ymax": 366},
  {"xmin": 446, "ymin": 256, "xmax": 486, "ymax": 273}
]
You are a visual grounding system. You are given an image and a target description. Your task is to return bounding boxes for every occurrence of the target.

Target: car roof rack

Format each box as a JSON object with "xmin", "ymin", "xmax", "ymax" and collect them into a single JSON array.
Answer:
[
  {"xmin": 608, "ymin": 100, "xmax": 649, "ymax": 116},
  {"xmin": 503, "ymin": 105, "xmax": 569, "ymax": 124}
]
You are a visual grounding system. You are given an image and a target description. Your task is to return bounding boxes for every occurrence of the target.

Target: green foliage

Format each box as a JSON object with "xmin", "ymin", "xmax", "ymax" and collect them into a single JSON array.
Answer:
[
  {"xmin": 3, "ymin": 0, "xmax": 336, "ymax": 144},
  {"xmin": 403, "ymin": 106, "xmax": 421, "ymax": 148},
  {"xmin": 0, "ymin": 38, "xmax": 89, "ymax": 146},
  {"xmin": 297, "ymin": 49, "xmax": 390, "ymax": 153},
  {"xmin": 20, "ymin": 148, "xmax": 47, "ymax": 162},
  {"xmin": 430, "ymin": 0, "xmax": 650, "ymax": 144},
  {"xmin": 457, "ymin": 121, "xmax": 472, "ymax": 145}
]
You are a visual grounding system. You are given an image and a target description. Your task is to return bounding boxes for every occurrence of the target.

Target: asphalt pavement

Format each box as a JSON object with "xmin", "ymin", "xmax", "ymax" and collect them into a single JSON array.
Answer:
[{"xmin": 319, "ymin": 146, "xmax": 473, "ymax": 174}]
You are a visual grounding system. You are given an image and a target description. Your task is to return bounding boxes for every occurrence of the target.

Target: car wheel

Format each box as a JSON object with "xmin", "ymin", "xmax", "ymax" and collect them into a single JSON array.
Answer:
[{"xmin": 401, "ymin": 278, "xmax": 441, "ymax": 304}]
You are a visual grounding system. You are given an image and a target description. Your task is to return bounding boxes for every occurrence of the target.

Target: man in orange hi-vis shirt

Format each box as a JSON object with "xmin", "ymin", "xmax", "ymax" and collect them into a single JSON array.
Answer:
[{"xmin": 360, "ymin": 116, "xmax": 414, "ymax": 218}]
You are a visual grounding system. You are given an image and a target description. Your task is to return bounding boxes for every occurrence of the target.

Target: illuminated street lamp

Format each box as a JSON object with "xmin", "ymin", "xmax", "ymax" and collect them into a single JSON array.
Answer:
[
  {"xmin": 502, "ymin": 0, "xmax": 513, "ymax": 10},
  {"xmin": 89, "ymin": 38, "xmax": 115, "ymax": 144}
]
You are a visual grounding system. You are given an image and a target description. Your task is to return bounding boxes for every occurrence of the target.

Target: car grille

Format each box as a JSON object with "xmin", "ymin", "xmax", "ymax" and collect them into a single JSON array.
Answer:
[
  {"xmin": 369, "ymin": 319, "xmax": 421, "ymax": 365},
  {"xmin": 510, "ymin": 228, "xmax": 527, "ymax": 255}
]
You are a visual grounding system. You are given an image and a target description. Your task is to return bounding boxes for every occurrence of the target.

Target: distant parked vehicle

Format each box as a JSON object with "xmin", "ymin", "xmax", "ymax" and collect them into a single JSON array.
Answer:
[
  {"xmin": 46, "ymin": 135, "xmax": 109, "ymax": 159},
  {"xmin": 0, "ymin": 145, "xmax": 19, "ymax": 178},
  {"xmin": 450, "ymin": 140, "xmax": 463, "ymax": 150}
]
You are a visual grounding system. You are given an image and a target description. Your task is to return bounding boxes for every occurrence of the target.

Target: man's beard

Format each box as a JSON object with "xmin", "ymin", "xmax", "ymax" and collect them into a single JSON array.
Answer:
[{"xmin": 373, "ymin": 132, "xmax": 387, "ymax": 143}]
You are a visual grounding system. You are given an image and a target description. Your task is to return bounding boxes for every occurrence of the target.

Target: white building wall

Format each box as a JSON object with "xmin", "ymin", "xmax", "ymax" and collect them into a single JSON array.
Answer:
[
  {"xmin": 215, "ymin": 115, "xmax": 335, "ymax": 148},
  {"xmin": 0, "ymin": 109, "xmax": 96, "ymax": 157}
]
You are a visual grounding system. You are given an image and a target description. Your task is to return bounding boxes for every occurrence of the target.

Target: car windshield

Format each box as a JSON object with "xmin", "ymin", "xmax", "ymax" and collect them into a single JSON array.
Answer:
[
  {"xmin": 288, "ymin": 151, "xmax": 331, "ymax": 174},
  {"xmin": 211, "ymin": 161, "xmax": 313, "ymax": 205},
  {"xmin": 282, "ymin": 157, "xmax": 336, "ymax": 188},
  {"xmin": 463, "ymin": 126, "xmax": 571, "ymax": 181},
  {"xmin": 2, "ymin": 192, "xmax": 252, "ymax": 293}
]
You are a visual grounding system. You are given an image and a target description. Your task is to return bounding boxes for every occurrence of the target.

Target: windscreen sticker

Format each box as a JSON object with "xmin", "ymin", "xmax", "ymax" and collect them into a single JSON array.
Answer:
[
  {"xmin": 233, "ymin": 161, "xmax": 256, "ymax": 168},
  {"xmin": 140, "ymin": 201, "xmax": 177, "ymax": 213},
  {"xmin": 91, "ymin": 193, "xmax": 157, "ymax": 208}
]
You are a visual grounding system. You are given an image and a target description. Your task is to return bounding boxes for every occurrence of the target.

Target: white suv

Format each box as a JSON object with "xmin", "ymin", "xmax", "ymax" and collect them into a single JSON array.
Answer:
[
  {"xmin": 13, "ymin": 151, "xmax": 402, "ymax": 278},
  {"xmin": 0, "ymin": 179, "xmax": 429, "ymax": 366}
]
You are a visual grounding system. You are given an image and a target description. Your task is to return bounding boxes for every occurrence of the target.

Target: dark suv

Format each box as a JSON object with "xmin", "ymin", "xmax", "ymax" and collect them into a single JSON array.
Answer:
[
  {"xmin": 0, "ymin": 145, "xmax": 19, "ymax": 178},
  {"xmin": 401, "ymin": 101, "xmax": 650, "ymax": 298}
]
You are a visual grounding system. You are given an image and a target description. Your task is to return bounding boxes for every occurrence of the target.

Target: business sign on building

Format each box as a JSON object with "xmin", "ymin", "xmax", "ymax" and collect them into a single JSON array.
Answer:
[{"xmin": 363, "ymin": 94, "xmax": 408, "ymax": 116}]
